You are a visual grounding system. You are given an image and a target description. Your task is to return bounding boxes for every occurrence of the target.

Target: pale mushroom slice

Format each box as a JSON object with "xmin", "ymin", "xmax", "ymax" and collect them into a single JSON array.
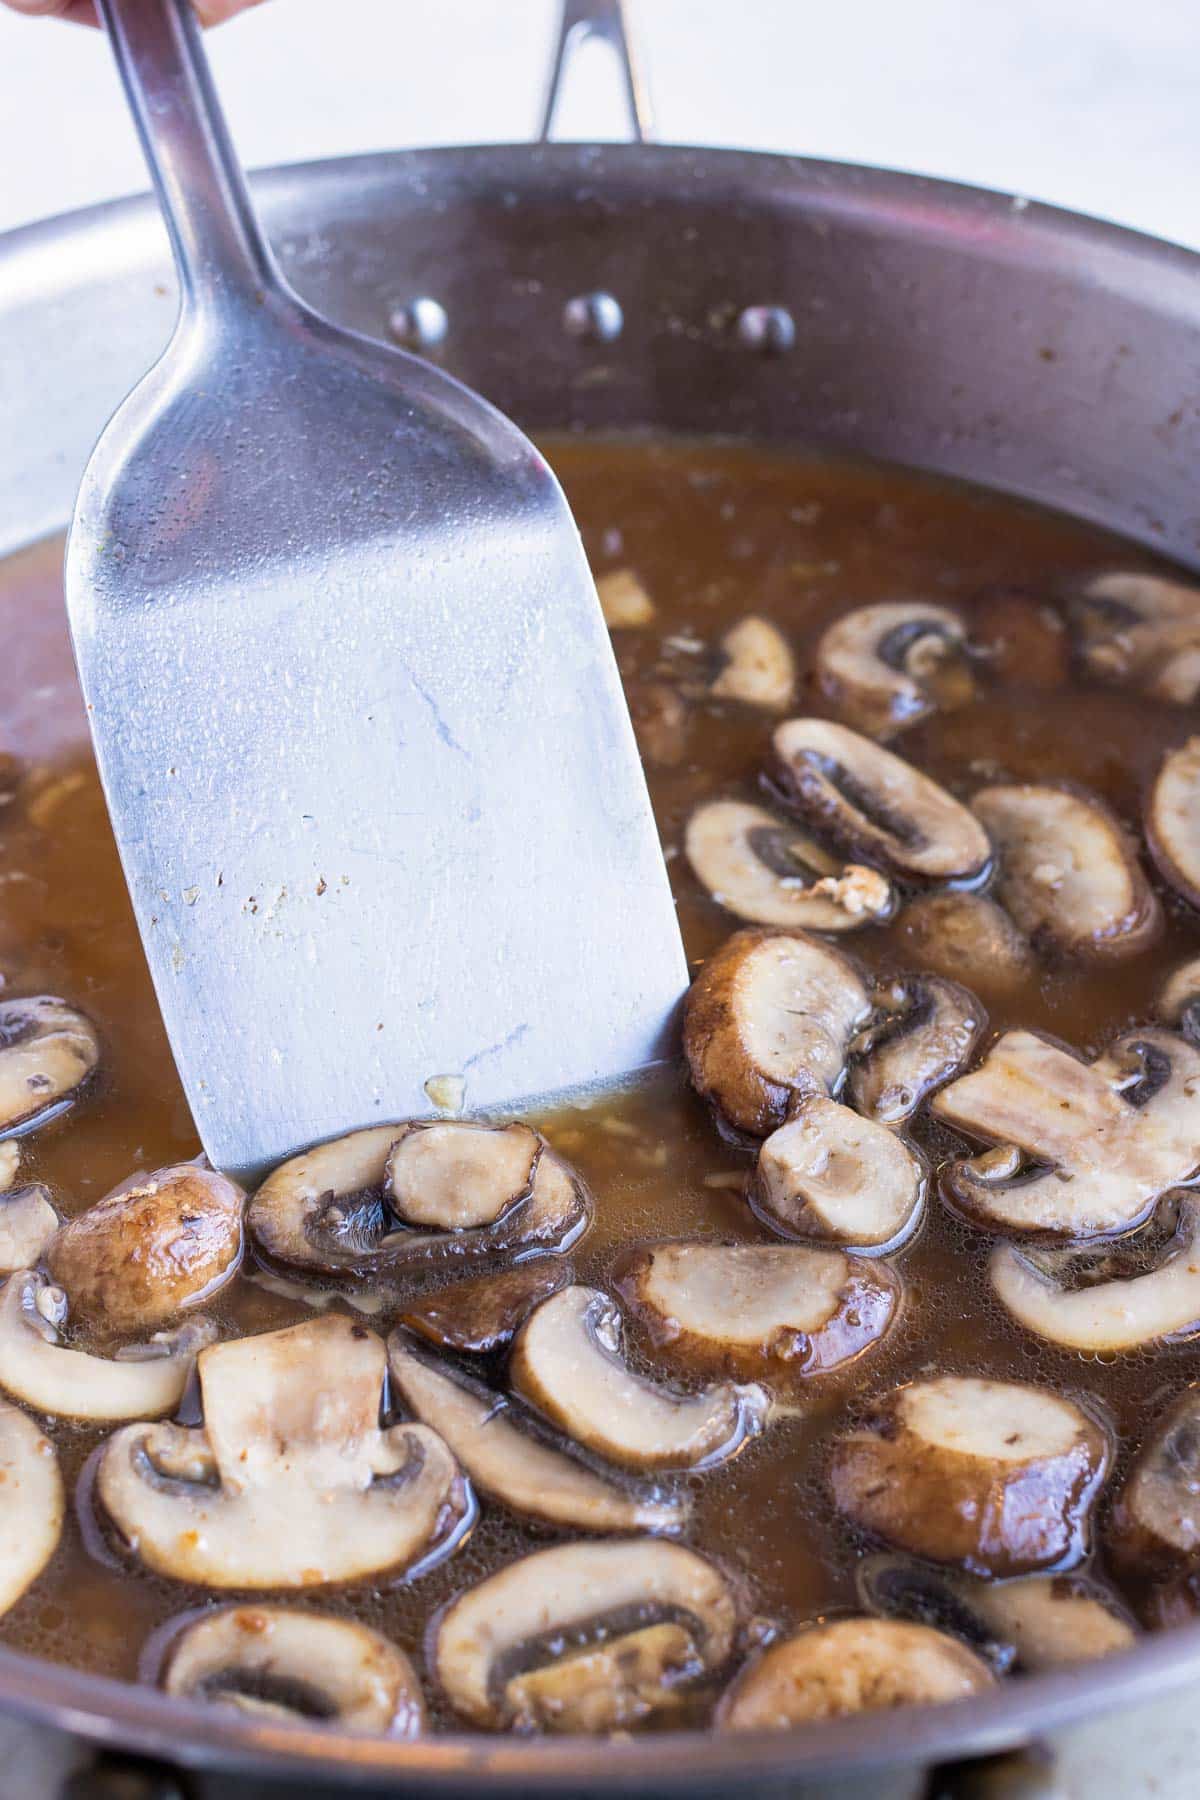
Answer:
[
  {"xmin": 385, "ymin": 1121, "xmax": 540, "ymax": 1230},
  {"xmin": 0, "ymin": 1398, "xmax": 63, "ymax": 1616},
  {"xmin": 750, "ymin": 1097, "xmax": 924, "ymax": 1252},
  {"xmin": 612, "ymin": 1242, "xmax": 899, "ymax": 1388},
  {"xmin": 933, "ymin": 1027, "xmax": 1200, "ymax": 1237},
  {"xmin": 46, "ymin": 1165, "xmax": 244, "ymax": 1335},
  {"xmin": 989, "ymin": 1195, "xmax": 1200, "ymax": 1353},
  {"xmin": 96, "ymin": 1314, "xmax": 471, "ymax": 1590},
  {"xmin": 509, "ymin": 1285, "xmax": 768, "ymax": 1472},
  {"xmin": 0, "ymin": 1269, "xmax": 211, "ymax": 1421},
  {"xmin": 1109, "ymin": 1386, "xmax": 1200, "ymax": 1573},
  {"xmin": 683, "ymin": 928, "xmax": 870, "ymax": 1137},
  {"xmin": 848, "ymin": 974, "xmax": 985, "ymax": 1127},
  {"xmin": 895, "ymin": 891, "xmax": 1035, "ymax": 996},
  {"xmin": 0, "ymin": 996, "xmax": 100, "ymax": 1137},
  {"xmin": 815, "ymin": 601, "xmax": 974, "ymax": 739},
  {"xmin": 596, "ymin": 567, "xmax": 655, "ymax": 630},
  {"xmin": 248, "ymin": 1123, "xmax": 590, "ymax": 1279},
  {"xmin": 710, "ymin": 616, "xmax": 795, "ymax": 711},
  {"xmin": 684, "ymin": 800, "xmax": 893, "ymax": 931},
  {"xmin": 432, "ymin": 1539, "xmax": 737, "ymax": 1733},
  {"xmin": 829, "ymin": 1376, "xmax": 1110, "ymax": 1576},
  {"xmin": 387, "ymin": 1332, "xmax": 686, "ymax": 1534},
  {"xmin": 770, "ymin": 718, "xmax": 991, "ymax": 884},
  {"xmin": 1156, "ymin": 955, "xmax": 1200, "ymax": 1043},
  {"xmin": 400, "ymin": 1260, "xmax": 572, "ymax": 1356},
  {"xmin": 158, "ymin": 1606, "xmax": 426, "ymax": 1736},
  {"xmin": 1147, "ymin": 738, "xmax": 1200, "ymax": 909},
  {"xmin": 716, "ymin": 1619, "xmax": 992, "ymax": 1730},
  {"xmin": 0, "ymin": 1183, "xmax": 58, "ymax": 1276},
  {"xmin": 1072, "ymin": 570, "xmax": 1200, "ymax": 702},
  {"xmin": 972, "ymin": 784, "xmax": 1160, "ymax": 961}
]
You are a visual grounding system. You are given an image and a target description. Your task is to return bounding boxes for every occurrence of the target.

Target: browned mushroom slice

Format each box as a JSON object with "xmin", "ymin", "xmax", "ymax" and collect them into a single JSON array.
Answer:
[
  {"xmin": 829, "ymin": 1376, "xmax": 1109, "ymax": 1577},
  {"xmin": 1109, "ymin": 1387, "xmax": 1200, "ymax": 1574},
  {"xmin": 1156, "ymin": 955, "xmax": 1200, "ymax": 1043},
  {"xmin": 683, "ymin": 929, "xmax": 870, "ymax": 1137},
  {"xmin": 432, "ymin": 1539, "xmax": 736, "ymax": 1733},
  {"xmin": 770, "ymin": 719, "xmax": 990, "ymax": 883},
  {"xmin": 717, "ymin": 1619, "xmax": 992, "ymax": 1729},
  {"xmin": 400, "ymin": 1261, "xmax": 572, "ymax": 1356},
  {"xmin": 990, "ymin": 1195, "xmax": 1200, "ymax": 1353},
  {"xmin": 613, "ymin": 1242, "xmax": 898, "ymax": 1387},
  {"xmin": 750, "ymin": 1097, "xmax": 924, "ymax": 1251},
  {"xmin": 385, "ymin": 1121, "xmax": 540, "ymax": 1230},
  {"xmin": 96, "ymin": 1314, "xmax": 471, "ymax": 1589},
  {"xmin": 387, "ymin": 1332, "xmax": 686, "ymax": 1534},
  {"xmin": 0, "ymin": 996, "xmax": 100, "ymax": 1137},
  {"xmin": 158, "ymin": 1605, "xmax": 426, "ymax": 1736},
  {"xmin": 934, "ymin": 1028, "xmax": 1200, "ymax": 1238},
  {"xmin": 710, "ymin": 617, "xmax": 795, "ymax": 711},
  {"xmin": 894, "ymin": 892, "xmax": 1035, "ymax": 995},
  {"xmin": 509, "ymin": 1285, "xmax": 767, "ymax": 1472},
  {"xmin": 815, "ymin": 602, "xmax": 974, "ymax": 739},
  {"xmin": 46, "ymin": 1165, "xmax": 244, "ymax": 1336},
  {"xmin": 972, "ymin": 784, "xmax": 1160, "ymax": 960},
  {"xmin": 848, "ymin": 975, "xmax": 985, "ymax": 1126},
  {"xmin": 1072, "ymin": 571, "xmax": 1200, "ymax": 702},
  {"xmin": 0, "ymin": 1183, "xmax": 58, "ymax": 1275},
  {"xmin": 0, "ymin": 1398, "xmax": 63, "ymax": 1618},
  {"xmin": 684, "ymin": 800, "xmax": 893, "ymax": 931},
  {"xmin": 1147, "ymin": 738, "xmax": 1200, "ymax": 909}
]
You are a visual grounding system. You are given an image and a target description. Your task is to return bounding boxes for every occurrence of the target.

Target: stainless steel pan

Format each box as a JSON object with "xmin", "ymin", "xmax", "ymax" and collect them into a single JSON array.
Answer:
[{"xmin": 3, "ymin": 5, "xmax": 1200, "ymax": 1794}]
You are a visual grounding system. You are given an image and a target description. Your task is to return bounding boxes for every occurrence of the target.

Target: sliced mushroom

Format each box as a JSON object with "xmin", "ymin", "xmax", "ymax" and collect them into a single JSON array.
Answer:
[
  {"xmin": 0, "ymin": 996, "xmax": 99, "ymax": 1137},
  {"xmin": 249, "ymin": 1123, "xmax": 590, "ymax": 1279},
  {"xmin": 1072, "ymin": 570, "xmax": 1200, "ymax": 703},
  {"xmin": 894, "ymin": 892, "xmax": 1035, "ymax": 995},
  {"xmin": 46, "ymin": 1165, "xmax": 243, "ymax": 1336},
  {"xmin": 770, "ymin": 719, "xmax": 990, "ymax": 883},
  {"xmin": 400, "ymin": 1261, "xmax": 572, "ymax": 1356},
  {"xmin": 0, "ymin": 1398, "xmax": 62, "ymax": 1616},
  {"xmin": 509, "ymin": 1285, "xmax": 767, "ymax": 1472},
  {"xmin": 972, "ymin": 784, "xmax": 1160, "ymax": 960},
  {"xmin": 683, "ymin": 928, "xmax": 870, "ymax": 1137},
  {"xmin": 750, "ymin": 1097, "xmax": 924, "ymax": 1251},
  {"xmin": 0, "ymin": 1184, "xmax": 58, "ymax": 1275},
  {"xmin": 848, "ymin": 975, "xmax": 984, "ymax": 1126},
  {"xmin": 158, "ymin": 1606, "xmax": 425, "ymax": 1736},
  {"xmin": 716, "ymin": 1619, "xmax": 992, "ymax": 1729},
  {"xmin": 0, "ymin": 1270, "xmax": 210, "ymax": 1421},
  {"xmin": 1109, "ymin": 1387, "xmax": 1200, "ymax": 1573},
  {"xmin": 1147, "ymin": 738, "xmax": 1200, "ymax": 909},
  {"xmin": 815, "ymin": 602, "xmax": 974, "ymax": 739},
  {"xmin": 388, "ymin": 1332, "xmax": 686, "ymax": 1534},
  {"xmin": 684, "ymin": 800, "xmax": 893, "ymax": 931},
  {"xmin": 385, "ymin": 1121, "xmax": 540, "ymax": 1231},
  {"xmin": 989, "ymin": 1195, "xmax": 1200, "ymax": 1352},
  {"xmin": 96, "ymin": 1314, "xmax": 471, "ymax": 1589},
  {"xmin": 1156, "ymin": 955, "xmax": 1200, "ymax": 1043},
  {"xmin": 596, "ymin": 567, "xmax": 655, "ymax": 630},
  {"xmin": 613, "ymin": 1242, "xmax": 898, "ymax": 1388},
  {"xmin": 710, "ymin": 616, "xmax": 795, "ymax": 711},
  {"xmin": 829, "ymin": 1375, "xmax": 1109, "ymax": 1576},
  {"xmin": 934, "ymin": 1028, "xmax": 1200, "ymax": 1237},
  {"xmin": 432, "ymin": 1539, "xmax": 736, "ymax": 1733}
]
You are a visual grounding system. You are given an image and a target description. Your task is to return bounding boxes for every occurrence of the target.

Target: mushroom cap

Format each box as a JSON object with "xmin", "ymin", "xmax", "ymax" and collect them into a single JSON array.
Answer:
[
  {"xmin": 710, "ymin": 616, "xmax": 796, "ymax": 712},
  {"xmin": 387, "ymin": 1331, "xmax": 686, "ymax": 1534},
  {"xmin": 717, "ymin": 1618, "xmax": 992, "ymax": 1729},
  {"xmin": 613, "ymin": 1241, "xmax": 899, "ymax": 1386},
  {"xmin": 46, "ymin": 1165, "xmax": 244, "ymax": 1336},
  {"xmin": 750, "ymin": 1097, "xmax": 925, "ymax": 1251},
  {"xmin": 894, "ymin": 892, "xmax": 1034, "ymax": 996},
  {"xmin": 1147, "ymin": 738, "xmax": 1200, "ymax": 909},
  {"xmin": 770, "ymin": 718, "xmax": 991, "ymax": 883},
  {"xmin": 96, "ymin": 1314, "xmax": 471, "ymax": 1589},
  {"xmin": 158, "ymin": 1605, "xmax": 426, "ymax": 1736},
  {"xmin": 683, "ymin": 928, "xmax": 870, "ymax": 1137},
  {"xmin": 0, "ymin": 996, "xmax": 100, "ymax": 1137},
  {"xmin": 684, "ymin": 800, "xmax": 893, "ymax": 932},
  {"xmin": 848, "ymin": 974, "xmax": 985, "ymax": 1127},
  {"xmin": 0, "ymin": 1397, "xmax": 62, "ymax": 1617},
  {"xmin": 972, "ymin": 784, "xmax": 1161, "ymax": 961},
  {"xmin": 1073, "ymin": 571, "xmax": 1200, "ymax": 701},
  {"xmin": 509, "ymin": 1284, "xmax": 767, "ymax": 1472},
  {"xmin": 1109, "ymin": 1386, "xmax": 1200, "ymax": 1573},
  {"xmin": 400, "ymin": 1260, "xmax": 572, "ymax": 1357},
  {"xmin": 815, "ymin": 601, "xmax": 973, "ymax": 739},
  {"xmin": 829, "ymin": 1375, "xmax": 1110, "ymax": 1577},
  {"xmin": 431, "ymin": 1538, "xmax": 736, "ymax": 1732}
]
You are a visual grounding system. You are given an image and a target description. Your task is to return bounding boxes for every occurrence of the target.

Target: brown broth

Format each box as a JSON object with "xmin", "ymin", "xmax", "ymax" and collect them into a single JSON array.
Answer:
[{"xmin": 0, "ymin": 439, "xmax": 1196, "ymax": 1726}]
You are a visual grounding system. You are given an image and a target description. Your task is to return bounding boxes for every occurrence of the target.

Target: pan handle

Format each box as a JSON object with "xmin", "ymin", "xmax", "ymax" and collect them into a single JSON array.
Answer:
[{"xmin": 539, "ymin": 0, "xmax": 654, "ymax": 144}]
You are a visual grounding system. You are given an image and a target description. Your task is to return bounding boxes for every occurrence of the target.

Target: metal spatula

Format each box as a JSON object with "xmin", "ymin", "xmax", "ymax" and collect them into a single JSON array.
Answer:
[{"xmin": 65, "ymin": 0, "xmax": 686, "ymax": 1182}]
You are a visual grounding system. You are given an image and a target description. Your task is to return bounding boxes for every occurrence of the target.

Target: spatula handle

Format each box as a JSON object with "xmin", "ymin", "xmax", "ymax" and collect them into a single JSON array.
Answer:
[{"xmin": 96, "ymin": 0, "xmax": 280, "ymax": 319}]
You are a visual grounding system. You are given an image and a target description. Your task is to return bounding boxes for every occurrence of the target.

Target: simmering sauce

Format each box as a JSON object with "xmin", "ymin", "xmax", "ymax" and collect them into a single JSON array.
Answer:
[{"xmin": 0, "ymin": 438, "xmax": 1196, "ymax": 1729}]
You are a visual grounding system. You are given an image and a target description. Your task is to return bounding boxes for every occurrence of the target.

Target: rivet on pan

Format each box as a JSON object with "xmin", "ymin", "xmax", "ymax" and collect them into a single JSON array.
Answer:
[
  {"xmin": 387, "ymin": 297, "xmax": 449, "ymax": 350},
  {"xmin": 735, "ymin": 305, "xmax": 796, "ymax": 354},
  {"xmin": 564, "ymin": 291, "xmax": 624, "ymax": 344}
]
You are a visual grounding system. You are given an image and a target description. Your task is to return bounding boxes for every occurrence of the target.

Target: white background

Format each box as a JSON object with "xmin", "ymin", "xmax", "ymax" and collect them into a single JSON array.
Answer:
[{"xmin": 0, "ymin": 0, "xmax": 1197, "ymax": 247}]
